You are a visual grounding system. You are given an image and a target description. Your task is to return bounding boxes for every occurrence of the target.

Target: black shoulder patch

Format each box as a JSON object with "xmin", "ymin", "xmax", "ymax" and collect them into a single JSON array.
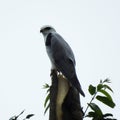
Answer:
[{"xmin": 46, "ymin": 33, "xmax": 52, "ymax": 46}]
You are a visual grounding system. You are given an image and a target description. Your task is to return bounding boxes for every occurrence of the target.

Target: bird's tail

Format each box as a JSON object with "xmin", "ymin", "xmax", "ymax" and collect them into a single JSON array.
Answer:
[{"xmin": 70, "ymin": 76, "xmax": 85, "ymax": 97}]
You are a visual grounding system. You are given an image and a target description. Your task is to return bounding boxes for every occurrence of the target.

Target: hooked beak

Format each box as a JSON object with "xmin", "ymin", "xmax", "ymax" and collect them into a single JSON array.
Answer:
[{"xmin": 40, "ymin": 29, "xmax": 42, "ymax": 33}]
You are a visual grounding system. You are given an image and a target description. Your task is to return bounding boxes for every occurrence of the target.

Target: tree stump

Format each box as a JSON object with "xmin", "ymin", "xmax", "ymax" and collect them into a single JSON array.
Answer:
[{"xmin": 49, "ymin": 70, "xmax": 84, "ymax": 120}]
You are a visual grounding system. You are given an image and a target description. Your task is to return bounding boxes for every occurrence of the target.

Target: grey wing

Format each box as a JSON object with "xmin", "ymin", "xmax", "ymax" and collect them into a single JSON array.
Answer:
[
  {"xmin": 51, "ymin": 33, "xmax": 76, "ymax": 79},
  {"xmin": 50, "ymin": 33, "xmax": 85, "ymax": 96}
]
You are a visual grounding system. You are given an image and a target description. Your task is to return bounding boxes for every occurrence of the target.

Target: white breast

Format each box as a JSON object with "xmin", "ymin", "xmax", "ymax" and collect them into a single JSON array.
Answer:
[
  {"xmin": 44, "ymin": 33, "xmax": 56, "ymax": 70},
  {"xmin": 46, "ymin": 46, "xmax": 56, "ymax": 70}
]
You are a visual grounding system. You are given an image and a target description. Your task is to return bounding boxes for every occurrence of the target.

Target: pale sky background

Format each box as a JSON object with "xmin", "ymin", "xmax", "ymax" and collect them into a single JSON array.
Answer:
[{"xmin": 0, "ymin": 0, "xmax": 120, "ymax": 120}]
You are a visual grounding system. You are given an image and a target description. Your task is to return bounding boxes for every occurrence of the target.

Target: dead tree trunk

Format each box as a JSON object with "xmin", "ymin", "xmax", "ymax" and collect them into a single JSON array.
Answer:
[
  {"xmin": 49, "ymin": 71, "xmax": 84, "ymax": 120},
  {"xmin": 49, "ymin": 70, "xmax": 58, "ymax": 120},
  {"xmin": 62, "ymin": 87, "xmax": 84, "ymax": 120}
]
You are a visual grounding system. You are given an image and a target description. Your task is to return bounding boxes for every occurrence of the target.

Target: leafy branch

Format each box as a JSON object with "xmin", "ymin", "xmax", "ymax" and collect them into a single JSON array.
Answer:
[
  {"xmin": 43, "ymin": 79, "xmax": 117, "ymax": 119},
  {"xmin": 84, "ymin": 79, "xmax": 116, "ymax": 120}
]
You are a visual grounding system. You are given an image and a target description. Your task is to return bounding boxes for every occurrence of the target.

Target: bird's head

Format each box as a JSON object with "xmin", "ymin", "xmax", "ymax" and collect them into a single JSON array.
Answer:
[{"xmin": 40, "ymin": 25, "xmax": 56, "ymax": 36}]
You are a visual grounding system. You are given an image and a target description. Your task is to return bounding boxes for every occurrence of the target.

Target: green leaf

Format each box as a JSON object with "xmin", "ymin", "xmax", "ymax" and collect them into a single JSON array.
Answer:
[
  {"xmin": 88, "ymin": 103, "xmax": 103, "ymax": 116},
  {"xmin": 86, "ymin": 111, "xmax": 96, "ymax": 117},
  {"xmin": 44, "ymin": 93, "xmax": 50, "ymax": 108},
  {"xmin": 88, "ymin": 85, "xmax": 96, "ymax": 95},
  {"xmin": 96, "ymin": 96, "xmax": 115, "ymax": 108},
  {"xmin": 98, "ymin": 89, "xmax": 112, "ymax": 101},
  {"xmin": 44, "ymin": 103, "xmax": 50, "ymax": 114},
  {"xmin": 103, "ymin": 84, "xmax": 113, "ymax": 93},
  {"xmin": 43, "ymin": 83, "xmax": 50, "ymax": 115},
  {"xmin": 47, "ymin": 88, "xmax": 50, "ymax": 93},
  {"xmin": 103, "ymin": 113, "xmax": 113, "ymax": 118},
  {"xmin": 100, "ymin": 79, "xmax": 103, "ymax": 84},
  {"xmin": 97, "ymin": 84, "xmax": 104, "ymax": 91},
  {"xmin": 103, "ymin": 79, "xmax": 111, "ymax": 83},
  {"xmin": 43, "ymin": 83, "xmax": 50, "ymax": 89},
  {"xmin": 26, "ymin": 114, "xmax": 34, "ymax": 119}
]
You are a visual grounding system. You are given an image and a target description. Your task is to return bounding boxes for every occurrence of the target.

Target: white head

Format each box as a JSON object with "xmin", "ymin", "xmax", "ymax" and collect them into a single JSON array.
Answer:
[{"xmin": 40, "ymin": 25, "xmax": 56, "ymax": 36}]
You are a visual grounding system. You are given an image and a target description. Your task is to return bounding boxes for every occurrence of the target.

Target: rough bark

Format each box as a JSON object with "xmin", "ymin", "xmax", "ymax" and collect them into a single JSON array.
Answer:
[
  {"xmin": 49, "ymin": 71, "xmax": 84, "ymax": 120},
  {"xmin": 62, "ymin": 87, "xmax": 84, "ymax": 120},
  {"xmin": 49, "ymin": 70, "xmax": 58, "ymax": 120}
]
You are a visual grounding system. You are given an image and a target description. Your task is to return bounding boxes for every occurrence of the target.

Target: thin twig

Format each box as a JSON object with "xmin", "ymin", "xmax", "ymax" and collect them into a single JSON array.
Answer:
[{"xmin": 84, "ymin": 92, "xmax": 97, "ymax": 117}]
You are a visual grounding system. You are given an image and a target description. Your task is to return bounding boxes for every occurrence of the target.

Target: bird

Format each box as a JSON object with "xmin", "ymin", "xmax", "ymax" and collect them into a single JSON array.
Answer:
[{"xmin": 40, "ymin": 25, "xmax": 85, "ymax": 97}]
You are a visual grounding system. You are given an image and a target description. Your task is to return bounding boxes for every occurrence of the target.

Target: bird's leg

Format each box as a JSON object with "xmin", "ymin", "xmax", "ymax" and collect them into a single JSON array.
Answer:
[{"xmin": 50, "ymin": 69, "xmax": 62, "ymax": 77}]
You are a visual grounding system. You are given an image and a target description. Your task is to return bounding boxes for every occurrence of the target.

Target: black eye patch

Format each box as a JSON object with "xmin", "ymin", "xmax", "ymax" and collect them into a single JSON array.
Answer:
[{"xmin": 45, "ymin": 27, "xmax": 51, "ymax": 30}]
